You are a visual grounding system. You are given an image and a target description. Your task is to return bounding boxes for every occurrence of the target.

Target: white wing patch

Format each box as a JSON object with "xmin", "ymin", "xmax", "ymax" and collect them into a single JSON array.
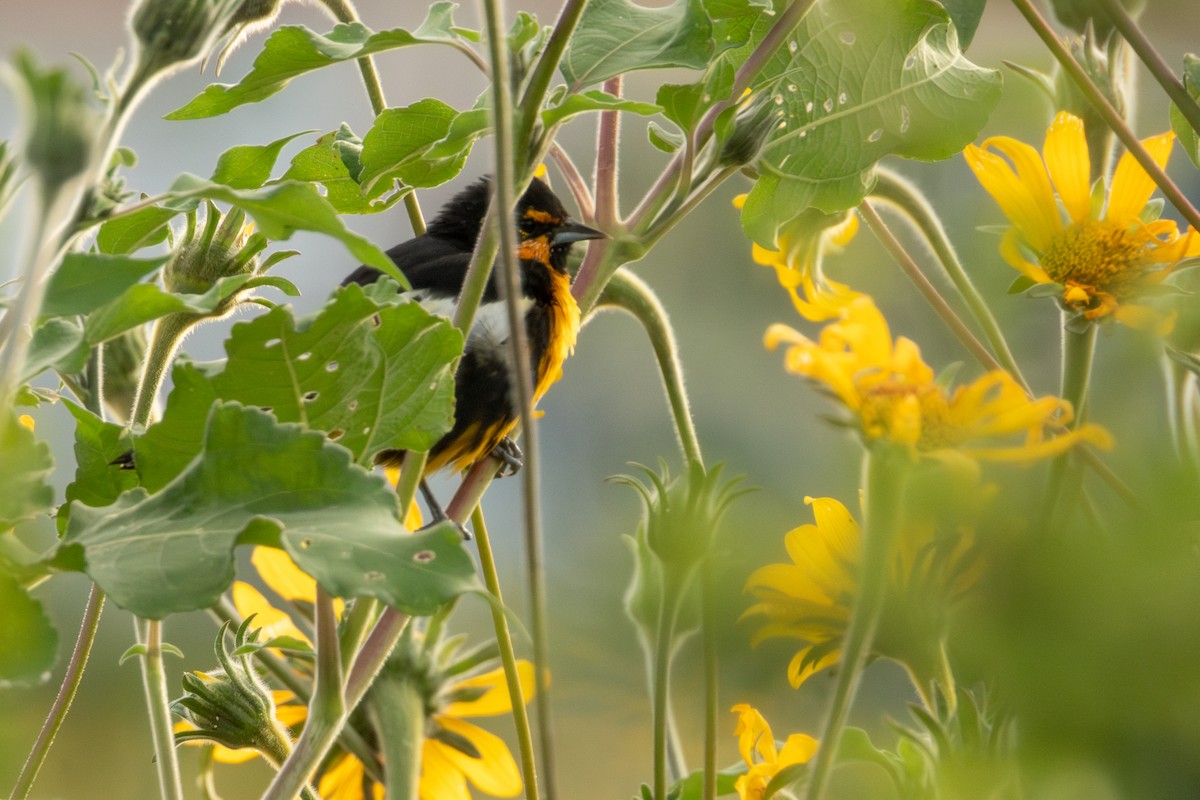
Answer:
[{"xmin": 405, "ymin": 291, "xmax": 533, "ymax": 359}]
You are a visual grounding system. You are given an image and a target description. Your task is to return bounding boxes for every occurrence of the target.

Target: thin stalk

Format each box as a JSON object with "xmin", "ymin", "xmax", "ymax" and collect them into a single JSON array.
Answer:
[
  {"xmin": 368, "ymin": 673, "xmax": 425, "ymax": 800},
  {"xmin": 598, "ymin": 269, "xmax": 702, "ymax": 466},
  {"xmin": 870, "ymin": 169, "xmax": 1029, "ymax": 391},
  {"xmin": 1098, "ymin": 0, "xmax": 1200, "ymax": 137},
  {"xmin": 129, "ymin": 313, "xmax": 194, "ymax": 427},
  {"xmin": 138, "ymin": 619, "xmax": 184, "ymax": 800},
  {"xmin": 10, "ymin": 585, "xmax": 105, "ymax": 800},
  {"xmin": 262, "ymin": 588, "xmax": 347, "ymax": 800},
  {"xmin": 1038, "ymin": 321, "xmax": 1098, "ymax": 529},
  {"xmin": 483, "ymin": 0, "xmax": 560, "ymax": 793},
  {"xmin": 1010, "ymin": 0, "xmax": 1200, "ymax": 232},
  {"xmin": 472, "ymin": 506, "xmax": 541, "ymax": 800},
  {"xmin": 652, "ymin": 593, "xmax": 675, "ymax": 800},
  {"xmin": 546, "ymin": 143, "xmax": 594, "ymax": 220},
  {"xmin": 802, "ymin": 447, "xmax": 906, "ymax": 800},
  {"xmin": 338, "ymin": 598, "xmax": 380, "ymax": 668},
  {"xmin": 701, "ymin": 559, "xmax": 719, "ymax": 800},
  {"xmin": 595, "ymin": 76, "xmax": 622, "ymax": 228},
  {"xmin": 859, "ymin": 200, "xmax": 1002, "ymax": 372}
]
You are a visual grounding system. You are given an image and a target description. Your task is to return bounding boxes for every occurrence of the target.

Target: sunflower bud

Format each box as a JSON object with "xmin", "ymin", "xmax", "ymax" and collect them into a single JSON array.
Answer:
[
  {"xmin": 172, "ymin": 619, "xmax": 294, "ymax": 765},
  {"xmin": 129, "ymin": 0, "xmax": 242, "ymax": 78},
  {"xmin": 162, "ymin": 200, "xmax": 265, "ymax": 305},
  {"xmin": 719, "ymin": 91, "xmax": 783, "ymax": 168},
  {"xmin": 1054, "ymin": 36, "xmax": 1127, "ymax": 179},
  {"xmin": 6, "ymin": 51, "xmax": 96, "ymax": 193}
]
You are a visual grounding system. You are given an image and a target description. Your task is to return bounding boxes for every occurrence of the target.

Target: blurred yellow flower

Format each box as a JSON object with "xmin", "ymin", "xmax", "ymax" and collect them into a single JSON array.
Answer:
[
  {"xmin": 736, "ymin": 195, "xmax": 862, "ymax": 322},
  {"xmin": 965, "ymin": 111, "xmax": 1199, "ymax": 330},
  {"xmin": 731, "ymin": 703, "xmax": 818, "ymax": 800},
  {"xmin": 765, "ymin": 293, "xmax": 1113, "ymax": 461},
  {"xmin": 744, "ymin": 496, "xmax": 979, "ymax": 688}
]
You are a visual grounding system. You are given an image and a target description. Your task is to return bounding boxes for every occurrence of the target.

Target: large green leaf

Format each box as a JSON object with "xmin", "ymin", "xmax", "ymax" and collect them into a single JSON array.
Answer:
[
  {"xmin": 24, "ymin": 318, "xmax": 88, "ymax": 380},
  {"xmin": 0, "ymin": 413, "xmax": 54, "ymax": 530},
  {"xmin": 133, "ymin": 282, "xmax": 461, "ymax": 489},
  {"xmin": 738, "ymin": 0, "xmax": 1001, "ymax": 244},
  {"xmin": 40, "ymin": 252, "xmax": 168, "ymax": 318},
  {"xmin": 165, "ymin": 175, "xmax": 400, "ymax": 281},
  {"xmin": 358, "ymin": 101, "xmax": 487, "ymax": 194},
  {"xmin": 96, "ymin": 206, "xmax": 177, "ymax": 255},
  {"xmin": 0, "ymin": 569, "xmax": 58, "ymax": 684},
  {"xmin": 540, "ymin": 90, "xmax": 661, "ymax": 129},
  {"xmin": 940, "ymin": 0, "xmax": 987, "ymax": 49},
  {"xmin": 82, "ymin": 274, "xmax": 253, "ymax": 345},
  {"xmin": 62, "ymin": 403, "xmax": 478, "ymax": 618},
  {"xmin": 209, "ymin": 131, "xmax": 311, "ymax": 190},
  {"xmin": 282, "ymin": 126, "xmax": 399, "ymax": 215},
  {"xmin": 165, "ymin": 6, "xmax": 475, "ymax": 120},
  {"xmin": 560, "ymin": 0, "xmax": 715, "ymax": 90}
]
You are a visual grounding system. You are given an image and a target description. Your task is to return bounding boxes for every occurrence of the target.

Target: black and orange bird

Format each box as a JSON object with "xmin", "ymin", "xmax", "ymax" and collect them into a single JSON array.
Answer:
[{"xmin": 342, "ymin": 176, "xmax": 605, "ymax": 479}]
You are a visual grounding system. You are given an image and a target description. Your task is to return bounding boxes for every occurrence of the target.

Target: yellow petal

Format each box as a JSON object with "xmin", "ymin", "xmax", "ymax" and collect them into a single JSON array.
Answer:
[
  {"xmin": 965, "ymin": 139, "xmax": 1061, "ymax": 251},
  {"xmin": 319, "ymin": 753, "xmax": 375, "ymax": 800},
  {"xmin": 231, "ymin": 582, "xmax": 311, "ymax": 646},
  {"xmin": 1000, "ymin": 229, "xmax": 1053, "ymax": 284},
  {"xmin": 787, "ymin": 645, "xmax": 841, "ymax": 688},
  {"xmin": 778, "ymin": 733, "xmax": 820, "ymax": 766},
  {"xmin": 732, "ymin": 703, "xmax": 776, "ymax": 766},
  {"xmin": 1107, "ymin": 131, "xmax": 1174, "ymax": 227},
  {"xmin": 443, "ymin": 661, "xmax": 535, "ymax": 718},
  {"xmin": 419, "ymin": 742, "xmax": 471, "ymax": 800},
  {"xmin": 1043, "ymin": 111, "xmax": 1092, "ymax": 224},
  {"xmin": 251, "ymin": 547, "xmax": 318, "ymax": 603},
  {"xmin": 432, "ymin": 716, "xmax": 523, "ymax": 797}
]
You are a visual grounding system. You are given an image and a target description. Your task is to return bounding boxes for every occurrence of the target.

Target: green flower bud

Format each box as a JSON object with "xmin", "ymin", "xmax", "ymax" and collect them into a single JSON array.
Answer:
[
  {"xmin": 6, "ymin": 51, "xmax": 97, "ymax": 192},
  {"xmin": 1054, "ymin": 35, "xmax": 1127, "ymax": 179},
  {"xmin": 172, "ymin": 619, "xmax": 294, "ymax": 764},
  {"xmin": 719, "ymin": 90, "xmax": 783, "ymax": 168},
  {"xmin": 162, "ymin": 200, "xmax": 266, "ymax": 305},
  {"xmin": 129, "ymin": 0, "xmax": 242, "ymax": 77}
]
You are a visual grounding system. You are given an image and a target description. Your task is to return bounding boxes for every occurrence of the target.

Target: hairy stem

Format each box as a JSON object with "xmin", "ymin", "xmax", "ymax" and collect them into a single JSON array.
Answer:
[
  {"xmin": 1039, "ymin": 321, "xmax": 1098, "ymax": 530},
  {"xmin": 652, "ymin": 590, "xmax": 675, "ymax": 800},
  {"xmin": 1010, "ymin": 0, "xmax": 1200, "ymax": 232},
  {"xmin": 10, "ymin": 585, "xmax": 105, "ymax": 800},
  {"xmin": 802, "ymin": 447, "xmax": 906, "ymax": 800},
  {"xmin": 472, "ymin": 506, "xmax": 541, "ymax": 800},
  {"xmin": 137, "ymin": 619, "xmax": 184, "ymax": 800},
  {"xmin": 129, "ymin": 313, "xmax": 194, "ymax": 427}
]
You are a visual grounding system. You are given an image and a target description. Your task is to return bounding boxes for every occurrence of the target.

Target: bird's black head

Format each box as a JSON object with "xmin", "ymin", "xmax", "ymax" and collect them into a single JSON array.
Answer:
[{"xmin": 427, "ymin": 176, "xmax": 604, "ymax": 274}]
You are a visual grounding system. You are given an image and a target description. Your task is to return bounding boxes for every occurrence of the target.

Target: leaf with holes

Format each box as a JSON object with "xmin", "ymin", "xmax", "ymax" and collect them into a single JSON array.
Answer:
[
  {"xmin": 165, "ymin": 5, "xmax": 477, "ymax": 120},
  {"xmin": 734, "ymin": 0, "xmax": 1001, "ymax": 244},
  {"xmin": 560, "ymin": 0, "xmax": 715, "ymax": 90},
  {"xmin": 60, "ymin": 403, "xmax": 478, "ymax": 618}
]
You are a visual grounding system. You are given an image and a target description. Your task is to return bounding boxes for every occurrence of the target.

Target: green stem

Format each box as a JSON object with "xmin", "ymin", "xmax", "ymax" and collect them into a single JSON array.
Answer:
[
  {"xmin": 472, "ymin": 506, "xmax": 541, "ymax": 800},
  {"xmin": 10, "ymin": 585, "xmax": 105, "ymax": 800},
  {"xmin": 368, "ymin": 671, "xmax": 426, "ymax": 800},
  {"xmin": 1098, "ymin": 0, "xmax": 1200, "ymax": 137},
  {"xmin": 515, "ymin": 0, "xmax": 591, "ymax": 150},
  {"xmin": 130, "ymin": 313, "xmax": 194, "ymax": 427},
  {"xmin": 598, "ymin": 270, "xmax": 702, "ymax": 466},
  {"xmin": 701, "ymin": 559, "xmax": 718, "ymax": 800},
  {"xmin": 802, "ymin": 447, "xmax": 906, "ymax": 800},
  {"xmin": 1038, "ymin": 321, "xmax": 1098, "ymax": 529},
  {"xmin": 869, "ymin": 169, "xmax": 1029, "ymax": 391},
  {"xmin": 339, "ymin": 598, "xmax": 380, "ymax": 668},
  {"xmin": 138, "ymin": 619, "xmax": 184, "ymax": 800},
  {"xmin": 652, "ymin": 591, "xmax": 675, "ymax": 800},
  {"xmin": 1010, "ymin": 0, "xmax": 1200, "ymax": 232},
  {"xmin": 859, "ymin": 200, "xmax": 1002, "ymax": 373}
]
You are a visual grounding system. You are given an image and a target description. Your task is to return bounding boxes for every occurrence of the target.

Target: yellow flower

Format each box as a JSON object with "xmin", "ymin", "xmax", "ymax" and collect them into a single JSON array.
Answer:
[
  {"xmin": 736, "ymin": 195, "xmax": 862, "ymax": 322},
  {"xmin": 765, "ymin": 293, "xmax": 1113, "ymax": 461},
  {"xmin": 731, "ymin": 704, "xmax": 818, "ymax": 800},
  {"xmin": 965, "ymin": 111, "xmax": 1199, "ymax": 330},
  {"xmin": 744, "ymin": 496, "xmax": 980, "ymax": 688}
]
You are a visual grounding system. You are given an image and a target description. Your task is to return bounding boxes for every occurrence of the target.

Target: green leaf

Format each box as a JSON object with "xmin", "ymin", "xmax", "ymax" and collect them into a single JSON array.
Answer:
[
  {"xmin": 58, "ymin": 401, "xmax": 138, "ymax": 533},
  {"xmin": 119, "ymin": 643, "xmax": 147, "ymax": 665},
  {"xmin": 283, "ymin": 127, "xmax": 398, "ymax": 215},
  {"xmin": 561, "ymin": 0, "xmax": 715, "ymax": 89},
  {"xmin": 738, "ymin": 0, "xmax": 1001, "ymax": 244},
  {"xmin": 1170, "ymin": 54, "xmax": 1200, "ymax": 168},
  {"xmin": 133, "ymin": 282, "xmax": 462, "ymax": 487},
  {"xmin": 0, "ymin": 413, "xmax": 55, "ymax": 530},
  {"xmin": 657, "ymin": 82, "xmax": 706, "ymax": 131},
  {"xmin": 540, "ymin": 90, "xmax": 661, "ymax": 129},
  {"xmin": 62, "ymin": 403, "xmax": 478, "ymax": 618},
  {"xmin": 669, "ymin": 767, "xmax": 742, "ymax": 799},
  {"xmin": 96, "ymin": 205, "xmax": 178, "ymax": 255},
  {"xmin": 24, "ymin": 318, "xmax": 88, "ymax": 380},
  {"xmin": 648, "ymin": 121, "xmax": 685, "ymax": 153},
  {"xmin": 763, "ymin": 761, "xmax": 809, "ymax": 799},
  {"xmin": 0, "ymin": 569, "xmax": 58, "ymax": 684},
  {"xmin": 41, "ymin": 252, "xmax": 168, "ymax": 318},
  {"xmin": 359, "ymin": 100, "xmax": 487, "ymax": 194},
  {"xmin": 1007, "ymin": 274, "xmax": 1036, "ymax": 295},
  {"xmin": 165, "ymin": 9, "xmax": 472, "ymax": 120},
  {"xmin": 164, "ymin": 175, "xmax": 400, "ymax": 281},
  {"xmin": 83, "ymin": 274, "xmax": 254, "ymax": 345},
  {"xmin": 940, "ymin": 0, "xmax": 987, "ymax": 49},
  {"xmin": 210, "ymin": 131, "xmax": 311, "ymax": 190}
]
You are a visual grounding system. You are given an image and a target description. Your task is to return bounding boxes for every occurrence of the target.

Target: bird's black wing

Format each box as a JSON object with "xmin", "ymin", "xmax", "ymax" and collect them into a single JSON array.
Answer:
[{"xmin": 342, "ymin": 235, "xmax": 502, "ymax": 302}]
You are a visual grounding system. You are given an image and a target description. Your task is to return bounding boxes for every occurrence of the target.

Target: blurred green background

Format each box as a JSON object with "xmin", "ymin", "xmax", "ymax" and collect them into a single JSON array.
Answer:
[{"xmin": 3, "ymin": 1, "xmax": 1200, "ymax": 797}]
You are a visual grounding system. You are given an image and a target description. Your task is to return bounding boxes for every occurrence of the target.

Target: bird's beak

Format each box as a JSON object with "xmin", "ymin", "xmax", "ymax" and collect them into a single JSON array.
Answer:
[{"xmin": 552, "ymin": 221, "xmax": 607, "ymax": 245}]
